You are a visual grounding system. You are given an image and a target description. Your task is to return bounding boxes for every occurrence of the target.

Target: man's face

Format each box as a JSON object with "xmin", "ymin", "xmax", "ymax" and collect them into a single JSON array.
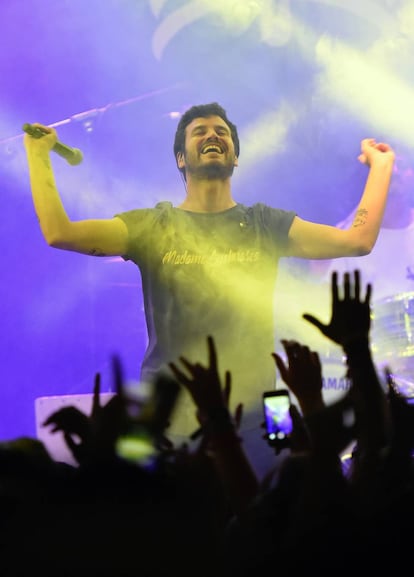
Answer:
[{"xmin": 179, "ymin": 115, "xmax": 238, "ymax": 180}]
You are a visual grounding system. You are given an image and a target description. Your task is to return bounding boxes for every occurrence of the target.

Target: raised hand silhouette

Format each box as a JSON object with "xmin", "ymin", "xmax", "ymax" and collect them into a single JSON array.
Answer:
[{"xmin": 303, "ymin": 270, "xmax": 372, "ymax": 348}]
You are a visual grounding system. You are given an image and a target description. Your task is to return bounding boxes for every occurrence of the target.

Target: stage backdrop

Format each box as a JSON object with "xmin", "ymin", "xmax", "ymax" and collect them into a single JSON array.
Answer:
[{"xmin": 1, "ymin": 0, "xmax": 414, "ymax": 441}]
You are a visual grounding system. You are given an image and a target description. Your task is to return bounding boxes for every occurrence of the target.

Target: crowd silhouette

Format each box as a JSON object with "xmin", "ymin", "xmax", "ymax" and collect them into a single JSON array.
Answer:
[{"xmin": 1, "ymin": 269, "xmax": 414, "ymax": 577}]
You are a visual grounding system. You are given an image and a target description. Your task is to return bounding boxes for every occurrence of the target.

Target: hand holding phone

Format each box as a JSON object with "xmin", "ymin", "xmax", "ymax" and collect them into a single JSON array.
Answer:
[{"xmin": 116, "ymin": 372, "xmax": 180, "ymax": 467}]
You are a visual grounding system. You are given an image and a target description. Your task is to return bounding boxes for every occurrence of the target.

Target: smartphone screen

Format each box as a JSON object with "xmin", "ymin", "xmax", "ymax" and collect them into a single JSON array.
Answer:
[
  {"xmin": 115, "ymin": 373, "xmax": 180, "ymax": 468},
  {"xmin": 263, "ymin": 390, "xmax": 293, "ymax": 443}
]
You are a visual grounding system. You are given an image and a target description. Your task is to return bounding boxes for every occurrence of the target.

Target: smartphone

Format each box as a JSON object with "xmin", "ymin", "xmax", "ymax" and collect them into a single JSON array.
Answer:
[
  {"xmin": 263, "ymin": 390, "xmax": 293, "ymax": 446},
  {"xmin": 116, "ymin": 372, "xmax": 181, "ymax": 467}
]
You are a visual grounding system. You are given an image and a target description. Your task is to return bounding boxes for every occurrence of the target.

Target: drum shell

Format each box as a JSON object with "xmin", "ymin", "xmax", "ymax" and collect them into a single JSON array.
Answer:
[{"xmin": 371, "ymin": 292, "xmax": 414, "ymax": 363}]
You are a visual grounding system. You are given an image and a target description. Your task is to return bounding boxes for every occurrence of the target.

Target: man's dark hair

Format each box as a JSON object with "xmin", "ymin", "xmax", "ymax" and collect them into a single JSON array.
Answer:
[{"xmin": 173, "ymin": 102, "xmax": 240, "ymax": 175}]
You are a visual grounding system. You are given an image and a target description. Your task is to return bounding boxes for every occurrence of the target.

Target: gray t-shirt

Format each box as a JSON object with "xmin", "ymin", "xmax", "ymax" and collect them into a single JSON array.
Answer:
[{"xmin": 117, "ymin": 201, "xmax": 295, "ymax": 434}]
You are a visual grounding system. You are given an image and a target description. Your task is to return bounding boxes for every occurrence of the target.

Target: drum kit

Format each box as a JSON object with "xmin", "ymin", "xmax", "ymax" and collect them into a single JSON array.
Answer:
[{"xmin": 371, "ymin": 291, "xmax": 414, "ymax": 387}]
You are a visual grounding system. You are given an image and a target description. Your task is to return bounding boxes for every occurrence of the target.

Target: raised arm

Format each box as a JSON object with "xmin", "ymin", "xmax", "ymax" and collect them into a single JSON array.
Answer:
[
  {"xmin": 24, "ymin": 123, "xmax": 128, "ymax": 256},
  {"xmin": 286, "ymin": 138, "xmax": 395, "ymax": 259}
]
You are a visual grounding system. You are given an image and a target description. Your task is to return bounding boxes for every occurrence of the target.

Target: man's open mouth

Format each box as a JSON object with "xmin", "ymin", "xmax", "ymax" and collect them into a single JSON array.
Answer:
[{"xmin": 201, "ymin": 144, "xmax": 223, "ymax": 154}]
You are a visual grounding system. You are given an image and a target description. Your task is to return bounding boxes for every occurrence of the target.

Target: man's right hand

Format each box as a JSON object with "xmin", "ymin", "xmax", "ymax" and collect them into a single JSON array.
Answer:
[{"xmin": 24, "ymin": 122, "xmax": 57, "ymax": 153}]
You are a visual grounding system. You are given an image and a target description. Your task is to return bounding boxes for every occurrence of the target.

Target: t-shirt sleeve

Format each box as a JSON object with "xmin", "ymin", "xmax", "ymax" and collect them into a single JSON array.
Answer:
[
  {"xmin": 252, "ymin": 203, "xmax": 296, "ymax": 248},
  {"xmin": 114, "ymin": 208, "xmax": 155, "ymax": 262}
]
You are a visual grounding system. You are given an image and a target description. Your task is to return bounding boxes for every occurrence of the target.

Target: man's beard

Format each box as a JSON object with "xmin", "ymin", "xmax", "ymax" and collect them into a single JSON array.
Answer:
[{"xmin": 185, "ymin": 158, "xmax": 235, "ymax": 180}]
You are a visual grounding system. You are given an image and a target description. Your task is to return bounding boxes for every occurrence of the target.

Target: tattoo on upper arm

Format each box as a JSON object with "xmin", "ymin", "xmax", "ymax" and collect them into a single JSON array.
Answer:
[
  {"xmin": 89, "ymin": 248, "xmax": 107, "ymax": 257},
  {"xmin": 352, "ymin": 209, "xmax": 368, "ymax": 227}
]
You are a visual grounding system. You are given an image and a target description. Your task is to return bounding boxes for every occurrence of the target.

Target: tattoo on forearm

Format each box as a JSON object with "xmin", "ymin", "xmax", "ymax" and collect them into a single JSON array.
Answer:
[
  {"xmin": 352, "ymin": 209, "xmax": 368, "ymax": 227},
  {"xmin": 89, "ymin": 248, "xmax": 107, "ymax": 257}
]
